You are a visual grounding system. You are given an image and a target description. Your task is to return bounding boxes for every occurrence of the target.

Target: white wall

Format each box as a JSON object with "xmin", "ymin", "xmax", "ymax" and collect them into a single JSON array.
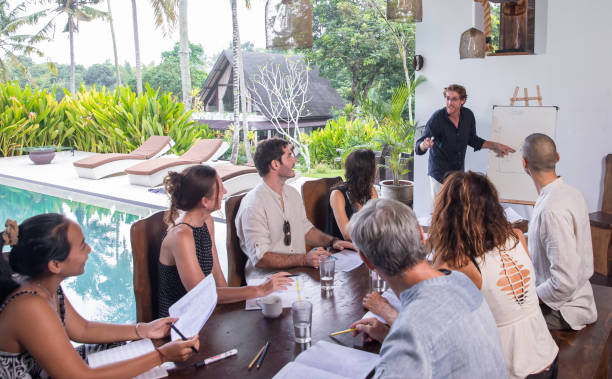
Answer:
[{"xmin": 413, "ymin": 0, "xmax": 612, "ymax": 217}]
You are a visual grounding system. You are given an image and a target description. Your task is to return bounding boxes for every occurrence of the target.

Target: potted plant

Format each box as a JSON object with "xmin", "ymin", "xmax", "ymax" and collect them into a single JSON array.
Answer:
[{"xmin": 366, "ymin": 86, "xmax": 417, "ymax": 205}]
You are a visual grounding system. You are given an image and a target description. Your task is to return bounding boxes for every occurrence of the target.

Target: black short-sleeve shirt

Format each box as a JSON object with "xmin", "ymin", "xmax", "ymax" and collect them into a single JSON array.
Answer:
[{"xmin": 415, "ymin": 107, "xmax": 485, "ymax": 183}]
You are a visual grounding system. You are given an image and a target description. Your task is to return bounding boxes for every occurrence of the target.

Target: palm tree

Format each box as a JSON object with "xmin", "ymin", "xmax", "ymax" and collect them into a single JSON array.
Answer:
[
  {"xmin": 106, "ymin": 0, "xmax": 120, "ymax": 88},
  {"xmin": 178, "ymin": 0, "xmax": 190, "ymax": 110},
  {"xmin": 42, "ymin": 0, "xmax": 107, "ymax": 95},
  {"xmin": 0, "ymin": 1, "xmax": 51, "ymax": 82},
  {"xmin": 229, "ymin": 0, "xmax": 252, "ymax": 165},
  {"xmin": 130, "ymin": 0, "xmax": 177, "ymax": 95}
]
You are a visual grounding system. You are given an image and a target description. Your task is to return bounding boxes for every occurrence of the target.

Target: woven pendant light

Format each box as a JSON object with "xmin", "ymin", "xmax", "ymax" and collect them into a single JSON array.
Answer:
[
  {"xmin": 459, "ymin": 0, "xmax": 492, "ymax": 59},
  {"xmin": 387, "ymin": 0, "xmax": 422, "ymax": 22},
  {"xmin": 265, "ymin": 0, "xmax": 313, "ymax": 49}
]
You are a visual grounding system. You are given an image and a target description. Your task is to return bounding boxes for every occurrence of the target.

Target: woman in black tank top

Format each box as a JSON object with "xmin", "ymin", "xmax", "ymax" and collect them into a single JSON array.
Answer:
[
  {"xmin": 158, "ymin": 166, "xmax": 293, "ymax": 318},
  {"xmin": 327, "ymin": 149, "xmax": 378, "ymax": 240}
]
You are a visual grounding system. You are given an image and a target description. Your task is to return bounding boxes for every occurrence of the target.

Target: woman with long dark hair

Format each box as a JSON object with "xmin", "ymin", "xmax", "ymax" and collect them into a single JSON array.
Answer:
[
  {"xmin": 158, "ymin": 165, "xmax": 292, "ymax": 318},
  {"xmin": 0, "ymin": 214, "xmax": 198, "ymax": 378},
  {"xmin": 429, "ymin": 171, "xmax": 558, "ymax": 379},
  {"xmin": 326, "ymin": 149, "xmax": 378, "ymax": 241}
]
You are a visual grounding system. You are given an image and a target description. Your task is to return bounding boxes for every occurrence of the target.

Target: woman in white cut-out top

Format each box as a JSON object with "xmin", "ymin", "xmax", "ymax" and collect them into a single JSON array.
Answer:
[{"xmin": 429, "ymin": 171, "xmax": 558, "ymax": 379}]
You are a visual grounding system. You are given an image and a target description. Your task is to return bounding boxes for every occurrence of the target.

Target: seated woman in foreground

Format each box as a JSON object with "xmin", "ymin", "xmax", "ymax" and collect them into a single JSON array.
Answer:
[
  {"xmin": 326, "ymin": 149, "xmax": 378, "ymax": 241},
  {"xmin": 0, "ymin": 214, "xmax": 198, "ymax": 379},
  {"xmin": 158, "ymin": 165, "xmax": 292, "ymax": 318},
  {"xmin": 432, "ymin": 171, "xmax": 558, "ymax": 378}
]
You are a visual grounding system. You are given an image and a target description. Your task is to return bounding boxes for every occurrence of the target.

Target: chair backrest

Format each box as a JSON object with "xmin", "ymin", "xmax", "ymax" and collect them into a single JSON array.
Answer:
[
  {"xmin": 603, "ymin": 154, "xmax": 612, "ymax": 213},
  {"xmin": 301, "ymin": 176, "xmax": 343, "ymax": 232},
  {"xmin": 225, "ymin": 193, "xmax": 248, "ymax": 287},
  {"xmin": 130, "ymin": 210, "xmax": 167, "ymax": 323}
]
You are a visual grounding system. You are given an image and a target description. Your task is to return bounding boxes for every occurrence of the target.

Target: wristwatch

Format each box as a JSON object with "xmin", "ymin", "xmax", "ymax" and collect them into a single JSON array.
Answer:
[{"xmin": 327, "ymin": 237, "xmax": 338, "ymax": 250}]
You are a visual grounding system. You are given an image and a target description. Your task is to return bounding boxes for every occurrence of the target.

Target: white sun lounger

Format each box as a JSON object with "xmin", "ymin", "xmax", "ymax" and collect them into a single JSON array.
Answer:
[
  {"xmin": 214, "ymin": 163, "xmax": 260, "ymax": 196},
  {"xmin": 125, "ymin": 139, "xmax": 229, "ymax": 187},
  {"xmin": 73, "ymin": 136, "xmax": 174, "ymax": 179}
]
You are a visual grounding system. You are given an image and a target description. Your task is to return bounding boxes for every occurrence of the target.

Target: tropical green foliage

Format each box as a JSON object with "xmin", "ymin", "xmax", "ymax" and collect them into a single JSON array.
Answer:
[
  {"xmin": 0, "ymin": 81, "xmax": 213, "ymax": 157},
  {"xmin": 304, "ymin": 116, "xmax": 378, "ymax": 165},
  {"xmin": 303, "ymin": 0, "xmax": 411, "ymax": 104},
  {"xmin": 0, "ymin": 0, "xmax": 52, "ymax": 82}
]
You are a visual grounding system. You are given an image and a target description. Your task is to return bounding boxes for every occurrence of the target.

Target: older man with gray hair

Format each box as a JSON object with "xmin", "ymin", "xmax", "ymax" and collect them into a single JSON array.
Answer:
[
  {"xmin": 522, "ymin": 133, "xmax": 597, "ymax": 330},
  {"xmin": 349, "ymin": 198, "xmax": 507, "ymax": 378}
]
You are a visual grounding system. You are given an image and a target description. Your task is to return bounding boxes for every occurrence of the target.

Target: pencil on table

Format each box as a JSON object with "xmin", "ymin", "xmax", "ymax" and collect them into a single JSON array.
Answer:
[
  {"xmin": 296, "ymin": 276, "xmax": 301, "ymax": 302},
  {"xmin": 329, "ymin": 328, "xmax": 356, "ymax": 337},
  {"xmin": 248, "ymin": 343, "xmax": 266, "ymax": 369}
]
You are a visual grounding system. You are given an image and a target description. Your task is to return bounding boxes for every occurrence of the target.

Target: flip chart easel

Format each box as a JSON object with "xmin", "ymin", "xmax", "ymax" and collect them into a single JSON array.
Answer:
[{"xmin": 487, "ymin": 86, "xmax": 557, "ymax": 205}]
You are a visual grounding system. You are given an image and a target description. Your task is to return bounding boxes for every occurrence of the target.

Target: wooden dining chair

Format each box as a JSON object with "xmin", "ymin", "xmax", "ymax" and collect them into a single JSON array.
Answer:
[
  {"xmin": 130, "ymin": 210, "xmax": 167, "ymax": 323},
  {"xmin": 225, "ymin": 193, "xmax": 248, "ymax": 287},
  {"xmin": 301, "ymin": 177, "xmax": 342, "ymax": 250}
]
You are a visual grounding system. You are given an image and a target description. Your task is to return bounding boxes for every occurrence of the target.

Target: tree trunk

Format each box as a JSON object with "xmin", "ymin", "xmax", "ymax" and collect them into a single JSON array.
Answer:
[
  {"xmin": 69, "ymin": 15, "xmax": 75, "ymax": 95},
  {"xmin": 239, "ymin": 50, "xmax": 252, "ymax": 164},
  {"xmin": 107, "ymin": 0, "xmax": 121, "ymax": 88},
  {"xmin": 131, "ymin": 0, "xmax": 143, "ymax": 95},
  {"xmin": 229, "ymin": 0, "xmax": 240, "ymax": 164},
  {"xmin": 178, "ymin": 0, "xmax": 191, "ymax": 110}
]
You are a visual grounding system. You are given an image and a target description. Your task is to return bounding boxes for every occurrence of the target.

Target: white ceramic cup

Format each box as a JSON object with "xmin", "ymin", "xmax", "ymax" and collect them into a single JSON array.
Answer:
[{"xmin": 256, "ymin": 295, "xmax": 283, "ymax": 318}]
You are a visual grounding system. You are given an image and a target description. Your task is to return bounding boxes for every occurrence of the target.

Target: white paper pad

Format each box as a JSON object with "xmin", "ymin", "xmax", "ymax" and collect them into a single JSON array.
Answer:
[
  {"xmin": 245, "ymin": 276, "xmax": 298, "ymax": 310},
  {"xmin": 361, "ymin": 289, "xmax": 401, "ymax": 324},
  {"xmin": 88, "ymin": 339, "xmax": 168, "ymax": 379},
  {"xmin": 169, "ymin": 274, "xmax": 217, "ymax": 341},
  {"xmin": 273, "ymin": 341, "xmax": 379, "ymax": 379},
  {"xmin": 504, "ymin": 207, "xmax": 525, "ymax": 223},
  {"xmin": 332, "ymin": 249, "xmax": 363, "ymax": 272}
]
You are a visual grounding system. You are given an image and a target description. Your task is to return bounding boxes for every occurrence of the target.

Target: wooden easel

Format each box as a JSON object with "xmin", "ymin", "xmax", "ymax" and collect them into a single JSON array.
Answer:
[{"xmin": 509, "ymin": 85, "xmax": 542, "ymax": 106}]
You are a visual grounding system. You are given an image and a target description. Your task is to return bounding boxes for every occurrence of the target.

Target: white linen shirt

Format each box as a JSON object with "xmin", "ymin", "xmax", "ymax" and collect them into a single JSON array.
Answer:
[
  {"xmin": 528, "ymin": 177, "xmax": 597, "ymax": 330},
  {"xmin": 236, "ymin": 180, "xmax": 314, "ymax": 281}
]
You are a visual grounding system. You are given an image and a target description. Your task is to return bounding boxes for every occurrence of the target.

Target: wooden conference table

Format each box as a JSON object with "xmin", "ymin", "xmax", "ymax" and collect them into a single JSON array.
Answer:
[{"xmin": 168, "ymin": 264, "xmax": 378, "ymax": 378}]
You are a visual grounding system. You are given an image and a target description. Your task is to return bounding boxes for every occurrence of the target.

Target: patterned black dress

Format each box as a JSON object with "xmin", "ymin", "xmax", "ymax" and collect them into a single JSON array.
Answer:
[{"xmin": 157, "ymin": 222, "xmax": 214, "ymax": 318}]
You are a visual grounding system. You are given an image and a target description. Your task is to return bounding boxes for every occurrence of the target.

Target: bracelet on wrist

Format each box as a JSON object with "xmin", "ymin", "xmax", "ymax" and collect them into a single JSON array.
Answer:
[
  {"xmin": 135, "ymin": 322, "xmax": 144, "ymax": 339},
  {"xmin": 327, "ymin": 237, "xmax": 338, "ymax": 250}
]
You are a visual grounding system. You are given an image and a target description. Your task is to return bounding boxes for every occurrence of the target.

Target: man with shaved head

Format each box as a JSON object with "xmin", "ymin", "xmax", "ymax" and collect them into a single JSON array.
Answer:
[{"xmin": 522, "ymin": 133, "xmax": 596, "ymax": 330}]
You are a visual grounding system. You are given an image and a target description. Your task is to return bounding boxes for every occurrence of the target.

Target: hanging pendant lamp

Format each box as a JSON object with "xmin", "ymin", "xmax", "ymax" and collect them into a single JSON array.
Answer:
[
  {"xmin": 387, "ymin": 0, "xmax": 422, "ymax": 22},
  {"xmin": 459, "ymin": 0, "xmax": 492, "ymax": 59},
  {"xmin": 265, "ymin": 0, "xmax": 313, "ymax": 49}
]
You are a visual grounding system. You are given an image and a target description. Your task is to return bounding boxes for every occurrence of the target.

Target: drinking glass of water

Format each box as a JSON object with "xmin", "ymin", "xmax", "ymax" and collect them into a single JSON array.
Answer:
[
  {"xmin": 292, "ymin": 300, "xmax": 312, "ymax": 344},
  {"xmin": 319, "ymin": 256, "xmax": 335, "ymax": 291},
  {"xmin": 370, "ymin": 269, "xmax": 387, "ymax": 293}
]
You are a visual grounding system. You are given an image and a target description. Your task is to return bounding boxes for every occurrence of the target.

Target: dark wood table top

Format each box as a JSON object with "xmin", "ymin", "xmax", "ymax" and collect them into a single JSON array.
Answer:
[{"xmin": 168, "ymin": 265, "xmax": 379, "ymax": 378}]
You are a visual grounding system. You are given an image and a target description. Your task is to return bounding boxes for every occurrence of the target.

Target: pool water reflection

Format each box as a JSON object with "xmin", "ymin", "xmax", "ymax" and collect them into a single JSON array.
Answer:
[{"xmin": 0, "ymin": 183, "xmax": 141, "ymax": 324}]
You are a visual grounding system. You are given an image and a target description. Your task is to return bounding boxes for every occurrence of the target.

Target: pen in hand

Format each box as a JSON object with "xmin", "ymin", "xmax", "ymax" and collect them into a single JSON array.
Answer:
[{"xmin": 170, "ymin": 324, "xmax": 199, "ymax": 354}]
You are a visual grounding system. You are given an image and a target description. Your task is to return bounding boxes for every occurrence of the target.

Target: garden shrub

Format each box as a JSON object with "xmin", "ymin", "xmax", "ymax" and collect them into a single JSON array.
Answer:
[
  {"xmin": 0, "ymin": 81, "xmax": 216, "ymax": 157},
  {"xmin": 304, "ymin": 116, "xmax": 379, "ymax": 165}
]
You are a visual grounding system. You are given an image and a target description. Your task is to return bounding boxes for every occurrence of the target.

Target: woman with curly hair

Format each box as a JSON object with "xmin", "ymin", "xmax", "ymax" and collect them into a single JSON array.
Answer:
[
  {"xmin": 326, "ymin": 149, "xmax": 378, "ymax": 241},
  {"xmin": 429, "ymin": 171, "xmax": 558, "ymax": 379}
]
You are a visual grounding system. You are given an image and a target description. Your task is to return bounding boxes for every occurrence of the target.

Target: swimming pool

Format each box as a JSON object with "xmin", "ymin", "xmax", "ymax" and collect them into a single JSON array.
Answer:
[{"xmin": 0, "ymin": 183, "xmax": 145, "ymax": 324}]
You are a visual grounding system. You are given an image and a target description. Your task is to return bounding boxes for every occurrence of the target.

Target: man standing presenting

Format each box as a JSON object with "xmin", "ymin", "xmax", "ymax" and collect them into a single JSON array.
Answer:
[
  {"xmin": 415, "ymin": 84, "xmax": 515, "ymax": 198},
  {"xmin": 236, "ymin": 138, "xmax": 354, "ymax": 281},
  {"xmin": 349, "ymin": 199, "xmax": 507, "ymax": 378},
  {"xmin": 522, "ymin": 133, "xmax": 597, "ymax": 330}
]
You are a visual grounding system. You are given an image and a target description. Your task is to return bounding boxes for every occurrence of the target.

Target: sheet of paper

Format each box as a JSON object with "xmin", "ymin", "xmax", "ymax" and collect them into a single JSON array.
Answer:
[
  {"xmin": 361, "ymin": 289, "xmax": 401, "ymax": 324},
  {"xmin": 245, "ymin": 276, "xmax": 299, "ymax": 310},
  {"xmin": 296, "ymin": 341, "xmax": 379, "ymax": 379},
  {"xmin": 332, "ymin": 249, "xmax": 363, "ymax": 272},
  {"xmin": 504, "ymin": 207, "xmax": 525, "ymax": 223},
  {"xmin": 273, "ymin": 361, "xmax": 348, "ymax": 379},
  {"xmin": 169, "ymin": 274, "xmax": 217, "ymax": 341},
  {"xmin": 88, "ymin": 339, "xmax": 168, "ymax": 379}
]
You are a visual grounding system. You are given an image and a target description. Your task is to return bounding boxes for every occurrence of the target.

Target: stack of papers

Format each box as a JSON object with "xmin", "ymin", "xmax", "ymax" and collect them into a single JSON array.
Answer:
[
  {"xmin": 88, "ymin": 339, "xmax": 167, "ymax": 379},
  {"xmin": 332, "ymin": 249, "xmax": 363, "ymax": 272},
  {"xmin": 361, "ymin": 289, "xmax": 401, "ymax": 324},
  {"xmin": 245, "ymin": 276, "xmax": 299, "ymax": 310},
  {"xmin": 273, "ymin": 341, "xmax": 379, "ymax": 379},
  {"xmin": 169, "ymin": 274, "xmax": 217, "ymax": 341}
]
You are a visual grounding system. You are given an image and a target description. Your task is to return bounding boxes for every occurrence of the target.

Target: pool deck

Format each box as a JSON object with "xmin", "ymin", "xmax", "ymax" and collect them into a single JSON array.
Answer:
[{"xmin": 0, "ymin": 151, "xmax": 313, "ymax": 277}]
